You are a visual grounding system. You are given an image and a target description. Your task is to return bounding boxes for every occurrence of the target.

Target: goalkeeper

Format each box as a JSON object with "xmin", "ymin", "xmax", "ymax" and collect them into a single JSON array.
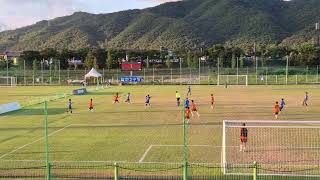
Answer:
[{"xmin": 240, "ymin": 123, "xmax": 248, "ymax": 152}]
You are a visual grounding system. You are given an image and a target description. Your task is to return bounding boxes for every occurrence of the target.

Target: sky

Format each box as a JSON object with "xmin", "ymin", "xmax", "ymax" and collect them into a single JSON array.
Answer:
[{"xmin": 0, "ymin": 0, "xmax": 179, "ymax": 30}]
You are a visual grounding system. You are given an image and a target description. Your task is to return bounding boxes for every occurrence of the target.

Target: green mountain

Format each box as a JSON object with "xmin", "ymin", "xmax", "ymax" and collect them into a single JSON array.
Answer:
[{"xmin": 0, "ymin": 0, "xmax": 319, "ymax": 51}]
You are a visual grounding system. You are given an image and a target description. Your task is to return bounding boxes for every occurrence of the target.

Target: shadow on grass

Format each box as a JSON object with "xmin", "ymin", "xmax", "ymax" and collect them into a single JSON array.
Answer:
[
  {"xmin": 1, "ymin": 108, "xmax": 68, "ymax": 116},
  {"xmin": 16, "ymin": 151, "xmax": 73, "ymax": 155}
]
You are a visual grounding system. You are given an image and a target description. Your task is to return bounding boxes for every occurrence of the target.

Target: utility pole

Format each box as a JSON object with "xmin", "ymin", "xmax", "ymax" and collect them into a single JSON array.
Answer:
[
  {"xmin": 286, "ymin": 56, "xmax": 289, "ymax": 85},
  {"xmin": 254, "ymin": 42, "xmax": 258, "ymax": 84}
]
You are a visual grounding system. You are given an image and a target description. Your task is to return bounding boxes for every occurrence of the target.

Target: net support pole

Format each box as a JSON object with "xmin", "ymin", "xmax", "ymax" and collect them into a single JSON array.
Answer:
[
  {"xmin": 253, "ymin": 161, "xmax": 258, "ymax": 180},
  {"xmin": 222, "ymin": 120, "xmax": 226, "ymax": 174},
  {"xmin": 183, "ymin": 100, "xmax": 188, "ymax": 180},
  {"xmin": 114, "ymin": 162, "xmax": 119, "ymax": 180},
  {"xmin": 44, "ymin": 101, "xmax": 51, "ymax": 180}
]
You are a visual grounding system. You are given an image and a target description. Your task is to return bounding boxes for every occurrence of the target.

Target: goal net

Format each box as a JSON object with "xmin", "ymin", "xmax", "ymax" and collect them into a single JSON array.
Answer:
[
  {"xmin": 217, "ymin": 75, "xmax": 248, "ymax": 86},
  {"xmin": 222, "ymin": 120, "xmax": 320, "ymax": 177},
  {"xmin": 0, "ymin": 76, "xmax": 17, "ymax": 86}
]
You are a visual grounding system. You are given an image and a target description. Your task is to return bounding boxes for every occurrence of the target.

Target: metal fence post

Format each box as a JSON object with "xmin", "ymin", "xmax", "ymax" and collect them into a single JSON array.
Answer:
[
  {"xmin": 253, "ymin": 161, "xmax": 257, "ymax": 180},
  {"xmin": 296, "ymin": 75, "xmax": 298, "ymax": 85},
  {"xmin": 183, "ymin": 100, "xmax": 188, "ymax": 180},
  {"xmin": 171, "ymin": 68, "xmax": 173, "ymax": 84},
  {"xmin": 114, "ymin": 162, "xmax": 119, "ymax": 180}
]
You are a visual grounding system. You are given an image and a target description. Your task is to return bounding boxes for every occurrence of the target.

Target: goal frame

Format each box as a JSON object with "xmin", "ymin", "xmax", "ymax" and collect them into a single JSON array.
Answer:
[
  {"xmin": 222, "ymin": 120, "xmax": 320, "ymax": 177},
  {"xmin": 217, "ymin": 75, "xmax": 248, "ymax": 86},
  {"xmin": 0, "ymin": 76, "xmax": 17, "ymax": 87}
]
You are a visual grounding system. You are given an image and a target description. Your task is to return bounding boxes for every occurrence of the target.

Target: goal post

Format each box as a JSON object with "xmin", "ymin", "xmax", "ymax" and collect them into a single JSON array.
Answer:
[
  {"xmin": 222, "ymin": 120, "xmax": 320, "ymax": 177},
  {"xmin": 217, "ymin": 75, "xmax": 248, "ymax": 86},
  {"xmin": 0, "ymin": 76, "xmax": 17, "ymax": 87}
]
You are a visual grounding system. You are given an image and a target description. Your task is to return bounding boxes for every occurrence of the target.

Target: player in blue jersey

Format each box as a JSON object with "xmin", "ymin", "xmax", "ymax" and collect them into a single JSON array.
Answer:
[
  {"xmin": 280, "ymin": 98, "xmax": 286, "ymax": 111},
  {"xmin": 67, "ymin": 99, "xmax": 72, "ymax": 113},
  {"xmin": 145, "ymin": 95, "xmax": 151, "ymax": 107},
  {"xmin": 185, "ymin": 98, "xmax": 190, "ymax": 109}
]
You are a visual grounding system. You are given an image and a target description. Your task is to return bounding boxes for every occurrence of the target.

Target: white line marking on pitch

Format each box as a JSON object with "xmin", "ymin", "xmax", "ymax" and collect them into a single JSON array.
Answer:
[
  {"xmin": 0, "ymin": 124, "xmax": 72, "ymax": 159},
  {"xmin": 138, "ymin": 144, "xmax": 234, "ymax": 163},
  {"xmin": 139, "ymin": 145, "xmax": 153, "ymax": 163}
]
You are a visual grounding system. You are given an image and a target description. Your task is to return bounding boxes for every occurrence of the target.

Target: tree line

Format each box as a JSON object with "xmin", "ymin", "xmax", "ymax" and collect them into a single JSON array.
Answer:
[{"xmin": 6, "ymin": 43, "xmax": 320, "ymax": 70}]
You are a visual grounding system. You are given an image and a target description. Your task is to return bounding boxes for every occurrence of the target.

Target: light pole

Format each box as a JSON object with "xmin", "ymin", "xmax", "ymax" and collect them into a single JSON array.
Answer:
[
  {"xmin": 6, "ymin": 55, "xmax": 8, "ymax": 85},
  {"xmin": 41, "ymin": 59, "xmax": 44, "ymax": 84},
  {"xmin": 180, "ymin": 58, "xmax": 182, "ymax": 84},
  {"xmin": 198, "ymin": 57, "xmax": 201, "ymax": 84},
  {"xmin": 286, "ymin": 56, "xmax": 289, "ymax": 85},
  {"xmin": 236, "ymin": 57, "xmax": 239, "ymax": 84}
]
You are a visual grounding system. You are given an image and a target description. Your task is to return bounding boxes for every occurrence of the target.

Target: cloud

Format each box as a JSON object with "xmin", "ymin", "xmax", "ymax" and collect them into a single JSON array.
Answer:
[{"xmin": 0, "ymin": 0, "xmax": 179, "ymax": 29}]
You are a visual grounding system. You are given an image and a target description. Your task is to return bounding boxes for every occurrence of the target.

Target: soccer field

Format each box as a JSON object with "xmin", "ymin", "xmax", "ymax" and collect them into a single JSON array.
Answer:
[{"xmin": 1, "ymin": 85, "xmax": 320, "ymax": 178}]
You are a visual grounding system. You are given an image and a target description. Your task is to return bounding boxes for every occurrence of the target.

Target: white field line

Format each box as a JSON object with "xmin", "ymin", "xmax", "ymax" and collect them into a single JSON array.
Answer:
[
  {"xmin": 0, "ymin": 124, "xmax": 72, "ymax": 159},
  {"xmin": 226, "ymin": 172, "xmax": 320, "ymax": 178},
  {"xmin": 138, "ymin": 144, "xmax": 237, "ymax": 163},
  {"xmin": 139, "ymin": 145, "xmax": 153, "ymax": 163},
  {"xmin": 72, "ymin": 123, "xmax": 222, "ymax": 127}
]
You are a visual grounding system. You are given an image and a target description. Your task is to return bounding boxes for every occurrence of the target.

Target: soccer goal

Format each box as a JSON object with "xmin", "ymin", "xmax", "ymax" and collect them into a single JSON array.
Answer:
[
  {"xmin": 222, "ymin": 120, "xmax": 320, "ymax": 177},
  {"xmin": 217, "ymin": 75, "xmax": 248, "ymax": 86},
  {"xmin": 0, "ymin": 76, "xmax": 17, "ymax": 87}
]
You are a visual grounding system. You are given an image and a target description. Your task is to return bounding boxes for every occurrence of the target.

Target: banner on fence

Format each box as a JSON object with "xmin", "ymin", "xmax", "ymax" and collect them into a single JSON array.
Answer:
[
  {"xmin": 0, "ymin": 102, "xmax": 21, "ymax": 114},
  {"xmin": 72, "ymin": 88, "xmax": 87, "ymax": 95},
  {"xmin": 120, "ymin": 76, "xmax": 144, "ymax": 83}
]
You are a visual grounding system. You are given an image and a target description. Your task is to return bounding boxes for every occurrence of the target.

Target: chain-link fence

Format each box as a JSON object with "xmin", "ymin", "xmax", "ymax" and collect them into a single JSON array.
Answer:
[
  {"xmin": 0, "ymin": 66, "xmax": 319, "ymax": 85},
  {"xmin": 1, "ymin": 160, "xmax": 320, "ymax": 179}
]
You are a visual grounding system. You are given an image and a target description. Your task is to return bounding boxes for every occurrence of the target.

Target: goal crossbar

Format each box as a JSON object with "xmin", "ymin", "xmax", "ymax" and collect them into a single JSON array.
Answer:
[{"xmin": 217, "ymin": 75, "xmax": 248, "ymax": 86}]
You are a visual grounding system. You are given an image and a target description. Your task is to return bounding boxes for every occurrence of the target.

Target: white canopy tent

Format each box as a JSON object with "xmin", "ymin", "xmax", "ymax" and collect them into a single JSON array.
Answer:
[{"xmin": 84, "ymin": 68, "xmax": 103, "ymax": 86}]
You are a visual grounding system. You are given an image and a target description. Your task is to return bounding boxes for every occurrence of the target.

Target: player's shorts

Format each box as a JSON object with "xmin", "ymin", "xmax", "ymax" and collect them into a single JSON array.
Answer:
[
  {"xmin": 177, "ymin": 98, "xmax": 180, "ymax": 101},
  {"xmin": 211, "ymin": 102, "xmax": 214, "ymax": 105},
  {"xmin": 68, "ymin": 105, "xmax": 72, "ymax": 110},
  {"xmin": 115, "ymin": 99, "xmax": 119, "ymax": 103},
  {"xmin": 186, "ymin": 115, "xmax": 190, "ymax": 119},
  {"xmin": 192, "ymin": 108, "xmax": 197, "ymax": 112},
  {"xmin": 275, "ymin": 111, "xmax": 279, "ymax": 115},
  {"xmin": 240, "ymin": 136, "xmax": 247, "ymax": 143},
  {"xmin": 89, "ymin": 106, "xmax": 93, "ymax": 110}
]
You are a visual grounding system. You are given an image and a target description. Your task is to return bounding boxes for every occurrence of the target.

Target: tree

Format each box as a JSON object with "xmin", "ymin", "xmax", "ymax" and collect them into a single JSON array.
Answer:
[
  {"xmin": 85, "ymin": 51, "xmax": 95, "ymax": 69},
  {"xmin": 165, "ymin": 56, "xmax": 172, "ymax": 68},
  {"xmin": 21, "ymin": 51, "xmax": 41, "ymax": 68},
  {"xmin": 187, "ymin": 52, "xmax": 192, "ymax": 68},
  {"xmin": 92, "ymin": 48, "xmax": 106, "ymax": 68},
  {"xmin": 146, "ymin": 56, "xmax": 150, "ymax": 69},
  {"xmin": 231, "ymin": 54, "xmax": 236, "ymax": 69},
  {"xmin": 106, "ymin": 50, "xmax": 113, "ymax": 69},
  {"xmin": 191, "ymin": 55, "xmax": 199, "ymax": 68},
  {"xmin": 93, "ymin": 57, "xmax": 98, "ymax": 69},
  {"xmin": 41, "ymin": 48, "xmax": 58, "ymax": 60},
  {"xmin": 32, "ymin": 60, "xmax": 37, "ymax": 76},
  {"xmin": 240, "ymin": 54, "xmax": 245, "ymax": 68},
  {"xmin": 54, "ymin": 60, "xmax": 58, "ymax": 76}
]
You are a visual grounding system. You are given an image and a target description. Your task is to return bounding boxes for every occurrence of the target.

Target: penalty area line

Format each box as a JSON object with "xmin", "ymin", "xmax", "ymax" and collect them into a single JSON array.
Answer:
[
  {"xmin": 139, "ymin": 145, "xmax": 153, "ymax": 163},
  {"xmin": 0, "ymin": 124, "xmax": 72, "ymax": 159},
  {"xmin": 138, "ymin": 144, "xmax": 235, "ymax": 163}
]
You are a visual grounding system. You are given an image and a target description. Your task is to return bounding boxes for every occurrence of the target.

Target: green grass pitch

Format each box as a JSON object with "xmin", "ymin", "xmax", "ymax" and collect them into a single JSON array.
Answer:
[{"xmin": 0, "ymin": 85, "xmax": 320, "ymax": 166}]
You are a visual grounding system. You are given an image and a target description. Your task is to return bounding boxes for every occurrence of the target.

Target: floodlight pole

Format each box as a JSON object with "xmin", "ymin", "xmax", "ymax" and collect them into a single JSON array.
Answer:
[
  {"xmin": 6, "ymin": 56, "xmax": 8, "ymax": 85},
  {"xmin": 24, "ymin": 60, "xmax": 26, "ymax": 86},
  {"xmin": 217, "ymin": 58, "xmax": 220, "ymax": 86},
  {"xmin": 41, "ymin": 60, "xmax": 44, "ymax": 85},
  {"xmin": 44, "ymin": 101, "xmax": 51, "ymax": 180},
  {"xmin": 183, "ymin": 100, "xmax": 188, "ymax": 180},
  {"xmin": 286, "ymin": 56, "xmax": 289, "ymax": 85},
  {"xmin": 236, "ymin": 57, "xmax": 239, "ymax": 85},
  {"xmin": 179, "ymin": 58, "xmax": 182, "ymax": 84},
  {"xmin": 198, "ymin": 58, "xmax": 201, "ymax": 85}
]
